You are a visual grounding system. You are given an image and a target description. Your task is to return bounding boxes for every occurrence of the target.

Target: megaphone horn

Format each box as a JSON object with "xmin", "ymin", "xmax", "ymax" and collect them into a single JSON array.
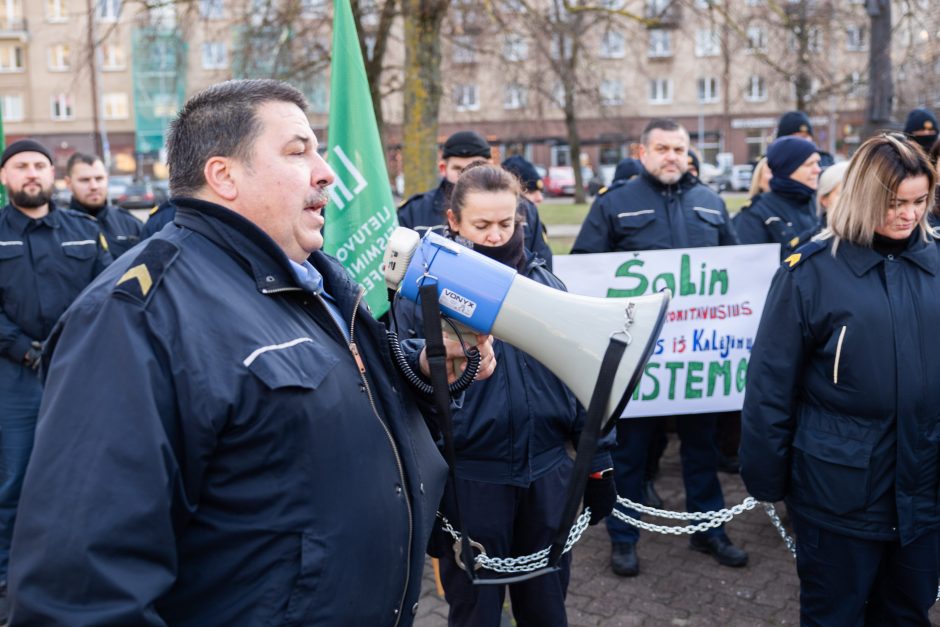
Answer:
[{"xmin": 383, "ymin": 227, "xmax": 670, "ymax": 430}]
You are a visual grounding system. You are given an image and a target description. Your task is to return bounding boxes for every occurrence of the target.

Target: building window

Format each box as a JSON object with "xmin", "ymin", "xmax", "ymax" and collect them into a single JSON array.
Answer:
[
  {"xmin": 201, "ymin": 42, "xmax": 228, "ymax": 70},
  {"xmin": 101, "ymin": 43, "xmax": 125, "ymax": 70},
  {"xmin": 744, "ymin": 75, "xmax": 767, "ymax": 102},
  {"xmin": 746, "ymin": 26, "xmax": 767, "ymax": 52},
  {"xmin": 504, "ymin": 84, "xmax": 526, "ymax": 110},
  {"xmin": 697, "ymin": 76, "xmax": 719, "ymax": 103},
  {"xmin": 1, "ymin": 94, "xmax": 23, "ymax": 122},
  {"xmin": 600, "ymin": 79, "xmax": 624, "ymax": 106},
  {"xmin": 847, "ymin": 71, "xmax": 864, "ymax": 98},
  {"xmin": 96, "ymin": 0, "xmax": 121, "ymax": 21},
  {"xmin": 0, "ymin": 44, "xmax": 24, "ymax": 72},
  {"xmin": 503, "ymin": 34, "xmax": 528, "ymax": 62},
  {"xmin": 551, "ymin": 82, "xmax": 566, "ymax": 108},
  {"xmin": 199, "ymin": 0, "xmax": 224, "ymax": 19},
  {"xmin": 648, "ymin": 78, "xmax": 672, "ymax": 104},
  {"xmin": 51, "ymin": 93, "xmax": 74, "ymax": 121},
  {"xmin": 452, "ymin": 35, "xmax": 476, "ymax": 64},
  {"xmin": 48, "ymin": 44, "xmax": 70, "ymax": 71},
  {"xmin": 454, "ymin": 84, "xmax": 479, "ymax": 111},
  {"xmin": 648, "ymin": 29, "xmax": 672, "ymax": 57},
  {"xmin": 550, "ymin": 35, "xmax": 573, "ymax": 61},
  {"xmin": 599, "ymin": 30, "xmax": 625, "ymax": 59},
  {"xmin": 695, "ymin": 28, "xmax": 720, "ymax": 57},
  {"xmin": 102, "ymin": 92, "xmax": 128, "ymax": 120},
  {"xmin": 646, "ymin": 0, "xmax": 670, "ymax": 17},
  {"xmin": 300, "ymin": 0, "xmax": 328, "ymax": 17},
  {"xmin": 46, "ymin": 0, "xmax": 68, "ymax": 21},
  {"xmin": 846, "ymin": 25, "xmax": 867, "ymax": 51},
  {"xmin": 788, "ymin": 26, "xmax": 821, "ymax": 52}
]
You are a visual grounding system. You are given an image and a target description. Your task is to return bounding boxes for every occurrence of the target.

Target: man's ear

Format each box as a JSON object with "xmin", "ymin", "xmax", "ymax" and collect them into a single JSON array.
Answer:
[
  {"xmin": 203, "ymin": 156, "xmax": 238, "ymax": 201},
  {"xmin": 438, "ymin": 160, "xmax": 447, "ymax": 177}
]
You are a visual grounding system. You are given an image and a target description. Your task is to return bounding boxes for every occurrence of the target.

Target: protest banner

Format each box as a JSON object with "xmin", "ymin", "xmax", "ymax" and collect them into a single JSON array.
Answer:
[
  {"xmin": 554, "ymin": 244, "xmax": 779, "ymax": 418},
  {"xmin": 323, "ymin": 0, "xmax": 398, "ymax": 317}
]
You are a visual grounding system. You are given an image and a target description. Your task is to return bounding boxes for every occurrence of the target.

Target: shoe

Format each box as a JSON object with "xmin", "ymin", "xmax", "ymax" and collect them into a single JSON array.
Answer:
[
  {"xmin": 611, "ymin": 542, "xmax": 639, "ymax": 577},
  {"xmin": 717, "ymin": 452, "xmax": 740, "ymax": 474},
  {"xmin": 642, "ymin": 480, "xmax": 663, "ymax": 509},
  {"xmin": 690, "ymin": 534, "xmax": 748, "ymax": 567}
]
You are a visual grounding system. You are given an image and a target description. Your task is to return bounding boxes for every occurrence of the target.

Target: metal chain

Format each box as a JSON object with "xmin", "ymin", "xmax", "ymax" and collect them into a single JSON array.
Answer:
[
  {"xmin": 762, "ymin": 502, "xmax": 796, "ymax": 557},
  {"xmin": 616, "ymin": 495, "xmax": 759, "ymax": 521}
]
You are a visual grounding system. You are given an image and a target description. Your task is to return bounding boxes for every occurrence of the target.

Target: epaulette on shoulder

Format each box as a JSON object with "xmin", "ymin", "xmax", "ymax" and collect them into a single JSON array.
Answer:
[
  {"xmin": 783, "ymin": 239, "xmax": 826, "ymax": 271},
  {"xmin": 113, "ymin": 238, "xmax": 180, "ymax": 305},
  {"xmin": 148, "ymin": 205, "xmax": 161, "ymax": 216},
  {"xmin": 397, "ymin": 192, "xmax": 426, "ymax": 210}
]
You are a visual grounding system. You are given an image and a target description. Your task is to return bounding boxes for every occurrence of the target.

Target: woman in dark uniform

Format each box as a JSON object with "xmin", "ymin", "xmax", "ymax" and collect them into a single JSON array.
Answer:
[{"xmin": 741, "ymin": 133, "xmax": 940, "ymax": 626}]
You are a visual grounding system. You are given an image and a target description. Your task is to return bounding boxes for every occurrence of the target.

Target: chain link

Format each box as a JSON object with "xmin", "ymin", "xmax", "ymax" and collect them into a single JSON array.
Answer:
[{"xmin": 762, "ymin": 502, "xmax": 796, "ymax": 557}]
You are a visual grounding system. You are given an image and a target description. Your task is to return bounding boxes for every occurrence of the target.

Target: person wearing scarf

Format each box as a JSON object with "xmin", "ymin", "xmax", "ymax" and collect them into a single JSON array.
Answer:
[{"xmin": 733, "ymin": 136, "xmax": 823, "ymax": 259}]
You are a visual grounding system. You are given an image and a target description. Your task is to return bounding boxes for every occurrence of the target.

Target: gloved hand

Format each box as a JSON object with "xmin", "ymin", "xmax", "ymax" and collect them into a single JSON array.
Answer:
[
  {"xmin": 24, "ymin": 340, "xmax": 42, "ymax": 371},
  {"xmin": 583, "ymin": 474, "xmax": 617, "ymax": 525}
]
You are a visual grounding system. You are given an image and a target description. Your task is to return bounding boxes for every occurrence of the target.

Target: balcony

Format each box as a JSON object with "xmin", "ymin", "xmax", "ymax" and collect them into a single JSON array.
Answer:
[{"xmin": 0, "ymin": 18, "xmax": 27, "ymax": 42}]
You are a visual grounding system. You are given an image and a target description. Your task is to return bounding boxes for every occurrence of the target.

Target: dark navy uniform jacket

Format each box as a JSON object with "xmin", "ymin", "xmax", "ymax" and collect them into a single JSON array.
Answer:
[
  {"xmin": 0, "ymin": 204, "xmax": 111, "ymax": 366},
  {"xmin": 9, "ymin": 198, "xmax": 447, "ymax": 626},
  {"xmin": 733, "ymin": 190, "xmax": 820, "ymax": 258},
  {"xmin": 741, "ymin": 234, "xmax": 940, "ymax": 545},
  {"xmin": 141, "ymin": 200, "xmax": 177, "ymax": 239},
  {"xmin": 572, "ymin": 171, "xmax": 738, "ymax": 253},
  {"xmin": 398, "ymin": 179, "xmax": 554, "ymax": 268},
  {"xmin": 396, "ymin": 253, "xmax": 614, "ymax": 486},
  {"xmin": 70, "ymin": 198, "xmax": 143, "ymax": 258}
]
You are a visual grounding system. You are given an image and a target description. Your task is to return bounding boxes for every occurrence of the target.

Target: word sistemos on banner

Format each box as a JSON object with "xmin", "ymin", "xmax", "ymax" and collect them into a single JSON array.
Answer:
[{"xmin": 554, "ymin": 244, "xmax": 779, "ymax": 418}]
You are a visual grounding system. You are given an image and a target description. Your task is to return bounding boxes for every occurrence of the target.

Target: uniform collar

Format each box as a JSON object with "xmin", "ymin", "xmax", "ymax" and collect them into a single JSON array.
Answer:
[
  {"xmin": 2, "ymin": 203, "xmax": 60, "ymax": 234},
  {"xmin": 839, "ymin": 230, "xmax": 938, "ymax": 277},
  {"xmin": 171, "ymin": 197, "xmax": 360, "ymax": 301},
  {"xmin": 69, "ymin": 197, "xmax": 112, "ymax": 220}
]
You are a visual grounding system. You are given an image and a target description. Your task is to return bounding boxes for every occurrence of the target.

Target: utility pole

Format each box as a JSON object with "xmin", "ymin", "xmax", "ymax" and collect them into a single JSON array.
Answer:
[
  {"xmin": 864, "ymin": 0, "xmax": 893, "ymax": 137},
  {"xmin": 86, "ymin": 0, "xmax": 104, "ymax": 157}
]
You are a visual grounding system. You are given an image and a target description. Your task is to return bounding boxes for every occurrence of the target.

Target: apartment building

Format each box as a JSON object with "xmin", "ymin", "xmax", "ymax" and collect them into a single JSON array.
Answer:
[{"xmin": 0, "ymin": 0, "xmax": 936, "ymax": 177}]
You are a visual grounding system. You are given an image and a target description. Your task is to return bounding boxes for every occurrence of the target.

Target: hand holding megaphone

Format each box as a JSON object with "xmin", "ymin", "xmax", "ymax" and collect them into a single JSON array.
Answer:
[{"xmin": 384, "ymin": 227, "xmax": 670, "ymax": 431}]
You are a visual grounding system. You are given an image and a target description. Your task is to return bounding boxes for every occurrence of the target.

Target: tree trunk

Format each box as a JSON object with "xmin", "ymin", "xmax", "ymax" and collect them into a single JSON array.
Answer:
[
  {"xmin": 864, "ymin": 0, "xmax": 893, "ymax": 136},
  {"xmin": 402, "ymin": 1, "xmax": 448, "ymax": 197}
]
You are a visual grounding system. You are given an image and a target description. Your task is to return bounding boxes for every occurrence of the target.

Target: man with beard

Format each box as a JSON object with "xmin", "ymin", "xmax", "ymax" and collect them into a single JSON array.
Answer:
[
  {"xmin": 6, "ymin": 80, "xmax": 495, "ymax": 626},
  {"xmin": 65, "ymin": 152, "xmax": 144, "ymax": 259},
  {"xmin": 65, "ymin": 153, "xmax": 143, "ymax": 258},
  {"xmin": 0, "ymin": 139, "xmax": 111, "ymax": 621},
  {"xmin": 572, "ymin": 119, "xmax": 746, "ymax": 578},
  {"xmin": 397, "ymin": 130, "xmax": 554, "ymax": 268}
]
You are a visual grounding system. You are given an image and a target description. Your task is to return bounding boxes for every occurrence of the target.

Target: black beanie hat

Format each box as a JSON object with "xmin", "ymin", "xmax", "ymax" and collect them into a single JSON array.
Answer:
[
  {"xmin": 767, "ymin": 136, "xmax": 819, "ymax": 178},
  {"xmin": 613, "ymin": 158, "xmax": 642, "ymax": 183},
  {"xmin": 687, "ymin": 149, "xmax": 701, "ymax": 174},
  {"xmin": 501, "ymin": 155, "xmax": 543, "ymax": 192},
  {"xmin": 903, "ymin": 107, "xmax": 938, "ymax": 152},
  {"xmin": 442, "ymin": 131, "xmax": 491, "ymax": 159},
  {"xmin": 777, "ymin": 111, "xmax": 814, "ymax": 138},
  {"xmin": 1, "ymin": 139, "xmax": 53, "ymax": 169}
]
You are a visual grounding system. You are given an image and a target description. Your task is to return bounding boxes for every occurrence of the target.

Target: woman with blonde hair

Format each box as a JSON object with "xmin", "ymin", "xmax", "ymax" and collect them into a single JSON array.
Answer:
[
  {"xmin": 741, "ymin": 133, "xmax": 940, "ymax": 625},
  {"xmin": 747, "ymin": 156, "xmax": 772, "ymax": 199}
]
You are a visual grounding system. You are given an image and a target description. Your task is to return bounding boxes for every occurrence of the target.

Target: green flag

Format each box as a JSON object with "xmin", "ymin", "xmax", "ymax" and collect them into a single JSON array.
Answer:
[{"xmin": 323, "ymin": 0, "xmax": 397, "ymax": 317}]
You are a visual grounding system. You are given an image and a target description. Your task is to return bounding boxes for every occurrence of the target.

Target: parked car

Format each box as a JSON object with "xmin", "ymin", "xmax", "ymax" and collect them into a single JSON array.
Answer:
[
  {"xmin": 709, "ymin": 164, "xmax": 754, "ymax": 193},
  {"xmin": 152, "ymin": 179, "xmax": 170, "ymax": 205},
  {"xmin": 108, "ymin": 175, "xmax": 134, "ymax": 205},
  {"xmin": 117, "ymin": 181, "xmax": 157, "ymax": 210},
  {"xmin": 543, "ymin": 166, "xmax": 594, "ymax": 197}
]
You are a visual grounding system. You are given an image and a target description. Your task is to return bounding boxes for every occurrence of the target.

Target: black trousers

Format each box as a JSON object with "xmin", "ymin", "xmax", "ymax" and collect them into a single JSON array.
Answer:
[
  {"xmin": 792, "ymin": 513, "xmax": 940, "ymax": 626},
  {"xmin": 433, "ymin": 459, "xmax": 572, "ymax": 627}
]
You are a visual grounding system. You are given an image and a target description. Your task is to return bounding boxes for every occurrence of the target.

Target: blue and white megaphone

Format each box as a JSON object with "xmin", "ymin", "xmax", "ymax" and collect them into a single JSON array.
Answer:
[{"xmin": 383, "ymin": 227, "xmax": 670, "ymax": 428}]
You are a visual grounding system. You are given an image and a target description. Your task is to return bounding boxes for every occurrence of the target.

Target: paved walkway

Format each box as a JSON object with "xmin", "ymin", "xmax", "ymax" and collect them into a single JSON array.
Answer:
[{"xmin": 414, "ymin": 439, "xmax": 940, "ymax": 626}]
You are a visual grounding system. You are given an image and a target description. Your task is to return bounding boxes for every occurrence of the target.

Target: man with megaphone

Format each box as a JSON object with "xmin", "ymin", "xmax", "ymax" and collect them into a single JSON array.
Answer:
[{"xmin": 572, "ymin": 118, "xmax": 747, "ymax": 577}]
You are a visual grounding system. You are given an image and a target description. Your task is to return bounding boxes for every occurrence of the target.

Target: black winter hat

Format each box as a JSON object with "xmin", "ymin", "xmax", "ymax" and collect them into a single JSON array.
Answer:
[
  {"xmin": 687, "ymin": 149, "xmax": 701, "ymax": 175},
  {"xmin": 766, "ymin": 136, "xmax": 819, "ymax": 178},
  {"xmin": 501, "ymin": 155, "xmax": 543, "ymax": 192},
  {"xmin": 612, "ymin": 158, "xmax": 641, "ymax": 183},
  {"xmin": 777, "ymin": 111, "xmax": 814, "ymax": 138},
  {"xmin": 903, "ymin": 107, "xmax": 938, "ymax": 152},
  {"xmin": 1, "ymin": 139, "xmax": 53, "ymax": 169},
  {"xmin": 442, "ymin": 131, "xmax": 491, "ymax": 159}
]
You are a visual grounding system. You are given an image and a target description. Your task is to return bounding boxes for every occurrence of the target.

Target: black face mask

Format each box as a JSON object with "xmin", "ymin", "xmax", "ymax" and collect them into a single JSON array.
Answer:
[
  {"xmin": 912, "ymin": 133, "xmax": 938, "ymax": 153},
  {"xmin": 451, "ymin": 223, "xmax": 527, "ymax": 273}
]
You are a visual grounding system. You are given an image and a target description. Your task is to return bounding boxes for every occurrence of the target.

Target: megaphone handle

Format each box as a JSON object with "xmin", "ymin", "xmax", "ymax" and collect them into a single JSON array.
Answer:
[
  {"xmin": 442, "ymin": 318, "xmax": 479, "ymax": 376},
  {"xmin": 547, "ymin": 336, "xmax": 627, "ymax": 567}
]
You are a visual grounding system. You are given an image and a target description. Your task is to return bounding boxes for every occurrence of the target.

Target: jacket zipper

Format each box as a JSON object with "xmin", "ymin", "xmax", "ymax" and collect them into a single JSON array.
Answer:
[
  {"xmin": 833, "ymin": 325, "xmax": 846, "ymax": 384},
  {"xmin": 344, "ymin": 288, "xmax": 413, "ymax": 626}
]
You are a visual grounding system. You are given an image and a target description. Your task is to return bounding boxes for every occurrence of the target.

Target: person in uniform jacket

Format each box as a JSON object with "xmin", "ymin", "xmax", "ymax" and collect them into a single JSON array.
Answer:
[
  {"xmin": 775, "ymin": 110, "xmax": 835, "ymax": 168},
  {"xmin": 0, "ymin": 139, "xmax": 111, "ymax": 620},
  {"xmin": 571, "ymin": 119, "xmax": 746, "ymax": 579},
  {"xmin": 397, "ymin": 130, "xmax": 553, "ymax": 268},
  {"xmin": 7, "ymin": 80, "xmax": 495, "ymax": 627},
  {"xmin": 65, "ymin": 152, "xmax": 143, "ymax": 258},
  {"xmin": 741, "ymin": 133, "xmax": 940, "ymax": 626},
  {"xmin": 140, "ymin": 200, "xmax": 177, "ymax": 239},
  {"xmin": 903, "ymin": 106, "xmax": 938, "ymax": 154},
  {"xmin": 733, "ymin": 136, "xmax": 823, "ymax": 258},
  {"xmin": 394, "ymin": 164, "xmax": 615, "ymax": 626}
]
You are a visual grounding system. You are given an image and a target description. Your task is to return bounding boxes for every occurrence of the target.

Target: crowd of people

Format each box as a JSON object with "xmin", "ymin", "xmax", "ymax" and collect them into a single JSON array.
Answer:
[{"xmin": 0, "ymin": 76, "xmax": 939, "ymax": 626}]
